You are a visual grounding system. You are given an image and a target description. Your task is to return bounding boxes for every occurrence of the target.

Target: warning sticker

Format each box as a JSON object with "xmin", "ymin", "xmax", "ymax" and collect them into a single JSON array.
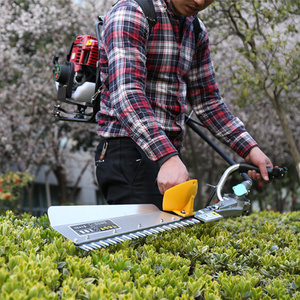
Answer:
[{"xmin": 70, "ymin": 220, "xmax": 120, "ymax": 236}]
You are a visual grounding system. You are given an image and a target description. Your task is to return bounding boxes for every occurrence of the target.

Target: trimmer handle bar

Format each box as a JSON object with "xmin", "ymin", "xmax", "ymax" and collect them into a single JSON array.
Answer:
[{"xmin": 238, "ymin": 163, "xmax": 287, "ymax": 180}]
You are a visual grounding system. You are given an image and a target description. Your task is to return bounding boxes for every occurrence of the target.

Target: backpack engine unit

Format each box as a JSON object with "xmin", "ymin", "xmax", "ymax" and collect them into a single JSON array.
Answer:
[
  {"xmin": 52, "ymin": 32, "xmax": 101, "ymax": 122},
  {"xmin": 53, "ymin": 35, "xmax": 98, "ymax": 101}
]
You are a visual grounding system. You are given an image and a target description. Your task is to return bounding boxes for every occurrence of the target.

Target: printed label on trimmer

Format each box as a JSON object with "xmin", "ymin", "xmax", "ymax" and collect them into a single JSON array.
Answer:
[
  {"xmin": 195, "ymin": 211, "xmax": 222, "ymax": 222},
  {"xmin": 70, "ymin": 220, "xmax": 120, "ymax": 236}
]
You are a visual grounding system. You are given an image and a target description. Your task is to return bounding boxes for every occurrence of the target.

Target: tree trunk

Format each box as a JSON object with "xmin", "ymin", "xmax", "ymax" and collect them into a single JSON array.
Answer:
[
  {"xmin": 269, "ymin": 91, "xmax": 300, "ymax": 182},
  {"xmin": 25, "ymin": 184, "xmax": 34, "ymax": 214},
  {"xmin": 45, "ymin": 168, "xmax": 52, "ymax": 208},
  {"xmin": 53, "ymin": 166, "xmax": 68, "ymax": 205},
  {"xmin": 66, "ymin": 159, "xmax": 91, "ymax": 204}
]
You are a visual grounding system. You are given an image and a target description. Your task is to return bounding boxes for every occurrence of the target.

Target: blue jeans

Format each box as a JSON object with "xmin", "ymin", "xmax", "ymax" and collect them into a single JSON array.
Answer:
[{"xmin": 95, "ymin": 137, "xmax": 163, "ymax": 209}]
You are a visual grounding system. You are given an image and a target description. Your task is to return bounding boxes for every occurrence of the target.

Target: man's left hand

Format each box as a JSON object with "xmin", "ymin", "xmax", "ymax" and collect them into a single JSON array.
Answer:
[{"xmin": 244, "ymin": 147, "xmax": 273, "ymax": 181}]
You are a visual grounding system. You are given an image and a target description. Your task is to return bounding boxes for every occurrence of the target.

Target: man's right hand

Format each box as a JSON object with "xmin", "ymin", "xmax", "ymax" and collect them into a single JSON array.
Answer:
[{"xmin": 156, "ymin": 155, "xmax": 190, "ymax": 194}]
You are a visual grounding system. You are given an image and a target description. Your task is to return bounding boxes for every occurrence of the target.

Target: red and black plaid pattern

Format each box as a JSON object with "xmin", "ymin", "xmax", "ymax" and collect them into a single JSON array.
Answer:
[{"xmin": 96, "ymin": 0, "xmax": 257, "ymax": 161}]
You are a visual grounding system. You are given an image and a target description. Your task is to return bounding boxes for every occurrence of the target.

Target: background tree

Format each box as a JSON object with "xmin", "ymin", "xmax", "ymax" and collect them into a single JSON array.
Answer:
[
  {"xmin": 201, "ymin": 0, "xmax": 300, "ymax": 179},
  {"xmin": 0, "ymin": 0, "xmax": 111, "ymax": 209}
]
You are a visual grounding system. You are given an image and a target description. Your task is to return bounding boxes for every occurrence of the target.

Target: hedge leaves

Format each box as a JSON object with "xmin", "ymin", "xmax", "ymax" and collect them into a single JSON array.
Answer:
[{"xmin": 0, "ymin": 210, "xmax": 299, "ymax": 299}]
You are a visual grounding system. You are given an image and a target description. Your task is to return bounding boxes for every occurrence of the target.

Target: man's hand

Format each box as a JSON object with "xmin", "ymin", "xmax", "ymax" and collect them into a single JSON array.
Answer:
[
  {"xmin": 157, "ymin": 155, "xmax": 190, "ymax": 194},
  {"xmin": 244, "ymin": 147, "xmax": 273, "ymax": 181}
]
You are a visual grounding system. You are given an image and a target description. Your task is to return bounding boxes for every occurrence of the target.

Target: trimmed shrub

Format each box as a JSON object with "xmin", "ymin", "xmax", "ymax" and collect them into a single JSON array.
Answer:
[{"xmin": 0, "ymin": 210, "xmax": 299, "ymax": 299}]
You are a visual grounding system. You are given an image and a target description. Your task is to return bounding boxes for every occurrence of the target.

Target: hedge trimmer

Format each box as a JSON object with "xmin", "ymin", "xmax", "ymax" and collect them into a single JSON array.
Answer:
[
  {"xmin": 48, "ymin": 162, "xmax": 286, "ymax": 251},
  {"xmin": 48, "ymin": 18, "xmax": 287, "ymax": 251}
]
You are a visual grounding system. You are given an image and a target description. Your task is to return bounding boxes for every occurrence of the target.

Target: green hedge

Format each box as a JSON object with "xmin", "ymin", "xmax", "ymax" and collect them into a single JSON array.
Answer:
[{"xmin": 0, "ymin": 210, "xmax": 299, "ymax": 299}]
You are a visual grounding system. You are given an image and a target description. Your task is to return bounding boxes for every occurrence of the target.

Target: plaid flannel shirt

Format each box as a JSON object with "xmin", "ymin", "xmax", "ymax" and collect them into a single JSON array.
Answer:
[{"xmin": 96, "ymin": 0, "xmax": 257, "ymax": 162}]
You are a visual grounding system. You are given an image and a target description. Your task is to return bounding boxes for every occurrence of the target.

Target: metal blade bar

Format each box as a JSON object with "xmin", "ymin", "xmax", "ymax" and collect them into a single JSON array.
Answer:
[{"xmin": 77, "ymin": 216, "xmax": 206, "ymax": 251}]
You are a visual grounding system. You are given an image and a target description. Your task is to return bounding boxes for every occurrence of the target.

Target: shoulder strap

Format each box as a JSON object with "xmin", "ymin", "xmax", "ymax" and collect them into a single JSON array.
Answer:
[
  {"xmin": 134, "ymin": 0, "xmax": 157, "ymax": 33},
  {"xmin": 193, "ymin": 17, "xmax": 201, "ymax": 43},
  {"xmin": 136, "ymin": 0, "xmax": 200, "ymax": 43}
]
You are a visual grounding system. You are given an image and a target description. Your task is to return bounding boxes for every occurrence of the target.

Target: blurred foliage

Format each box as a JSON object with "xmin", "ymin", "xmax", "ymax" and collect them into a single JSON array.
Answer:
[{"xmin": 0, "ymin": 170, "xmax": 34, "ymax": 214}]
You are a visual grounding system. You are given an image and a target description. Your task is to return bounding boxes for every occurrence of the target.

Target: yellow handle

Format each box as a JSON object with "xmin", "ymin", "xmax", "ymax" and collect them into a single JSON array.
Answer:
[{"xmin": 162, "ymin": 180, "xmax": 198, "ymax": 217}]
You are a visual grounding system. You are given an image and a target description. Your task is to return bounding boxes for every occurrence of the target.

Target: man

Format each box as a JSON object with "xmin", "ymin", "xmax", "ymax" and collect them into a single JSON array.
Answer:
[{"xmin": 95, "ymin": 0, "xmax": 273, "ymax": 209}]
